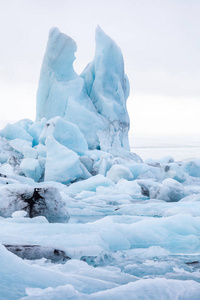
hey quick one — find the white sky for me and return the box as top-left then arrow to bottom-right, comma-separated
0,0 -> 199,141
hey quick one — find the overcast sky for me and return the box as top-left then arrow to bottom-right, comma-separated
0,0 -> 199,139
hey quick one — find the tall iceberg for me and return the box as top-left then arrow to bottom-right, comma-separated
81,26 -> 130,151
36,27 -> 130,153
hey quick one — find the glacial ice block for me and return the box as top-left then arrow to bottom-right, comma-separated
44,136 -> 90,184
182,159 -> 200,177
36,27 -> 130,153
0,123 -> 33,142
106,165 -> 134,183
10,139 -> 32,153
39,116 -> 88,155
20,158 -> 42,182
0,184 -> 69,222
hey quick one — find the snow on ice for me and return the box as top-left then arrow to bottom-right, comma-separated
1,27 -> 200,299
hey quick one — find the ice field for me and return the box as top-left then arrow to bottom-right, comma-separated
0,27 -> 200,299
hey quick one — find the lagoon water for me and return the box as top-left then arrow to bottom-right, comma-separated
130,133 -> 200,161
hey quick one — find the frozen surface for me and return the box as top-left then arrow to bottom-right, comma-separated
1,161 -> 200,298
20,279 -> 200,300
1,27 -> 200,299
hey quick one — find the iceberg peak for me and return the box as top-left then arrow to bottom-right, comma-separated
95,25 -> 118,54
44,27 -> 77,81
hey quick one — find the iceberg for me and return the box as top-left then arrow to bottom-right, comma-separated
81,26 -> 130,152
36,27 -> 130,153
0,26 -> 140,185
